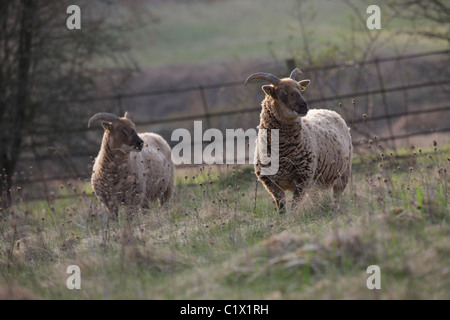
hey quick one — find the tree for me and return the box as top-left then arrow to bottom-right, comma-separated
0,0 -> 153,206
390,0 -> 450,42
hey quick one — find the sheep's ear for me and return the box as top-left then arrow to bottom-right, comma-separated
124,111 -> 133,121
101,121 -> 112,132
262,85 -> 276,98
298,79 -> 311,91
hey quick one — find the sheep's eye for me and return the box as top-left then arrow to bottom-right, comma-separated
278,90 -> 287,97
121,129 -> 128,136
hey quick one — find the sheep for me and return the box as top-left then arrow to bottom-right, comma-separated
244,68 -> 353,214
88,112 -> 174,219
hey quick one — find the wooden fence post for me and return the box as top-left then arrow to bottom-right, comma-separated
374,58 -> 396,150
199,85 -> 211,129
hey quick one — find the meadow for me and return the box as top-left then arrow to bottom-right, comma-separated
1,140 -> 449,299
131,0 -> 447,68
0,0 -> 448,301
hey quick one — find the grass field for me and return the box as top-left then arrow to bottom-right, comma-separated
130,0 -> 447,68
0,0 -> 448,301
1,142 -> 449,299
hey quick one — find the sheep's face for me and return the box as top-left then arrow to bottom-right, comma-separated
103,118 -> 144,153
262,79 -> 310,121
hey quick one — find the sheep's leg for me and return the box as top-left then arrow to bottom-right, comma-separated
103,196 -> 119,221
158,188 -> 171,208
332,172 -> 349,197
107,207 -> 119,222
292,185 -> 306,212
273,190 -> 286,214
262,179 -> 286,214
332,173 -> 349,211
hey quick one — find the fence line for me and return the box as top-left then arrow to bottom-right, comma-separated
23,79 -> 450,138
14,124 -> 450,185
13,136 -> 450,190
8,50 -> 450,197
57,49 -> 450,104
17,103 -> 450,161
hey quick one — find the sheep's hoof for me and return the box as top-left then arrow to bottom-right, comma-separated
276,202 -> 286,215
108,213 -> 119,222
332,198 -> 341,212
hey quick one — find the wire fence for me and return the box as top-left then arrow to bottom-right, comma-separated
8,49 -> 450,200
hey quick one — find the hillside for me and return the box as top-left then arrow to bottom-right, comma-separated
1,144 -> 449,300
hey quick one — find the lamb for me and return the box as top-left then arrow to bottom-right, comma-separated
88,112 -> 174,219
244,68 -> 352,214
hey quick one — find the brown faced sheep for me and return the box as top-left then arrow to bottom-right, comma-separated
245,68 -> 352,214
88,112 -> 174,219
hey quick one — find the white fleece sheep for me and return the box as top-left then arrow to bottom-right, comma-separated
245,68 -> 352,214
88,112 -> 174,219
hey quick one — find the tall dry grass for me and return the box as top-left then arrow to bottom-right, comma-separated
0,132 -> 449,299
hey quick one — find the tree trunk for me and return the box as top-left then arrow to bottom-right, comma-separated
0,0 -> 35,207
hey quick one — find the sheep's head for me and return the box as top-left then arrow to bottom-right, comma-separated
88,112 -> 144,153
244,68 -> 311,121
